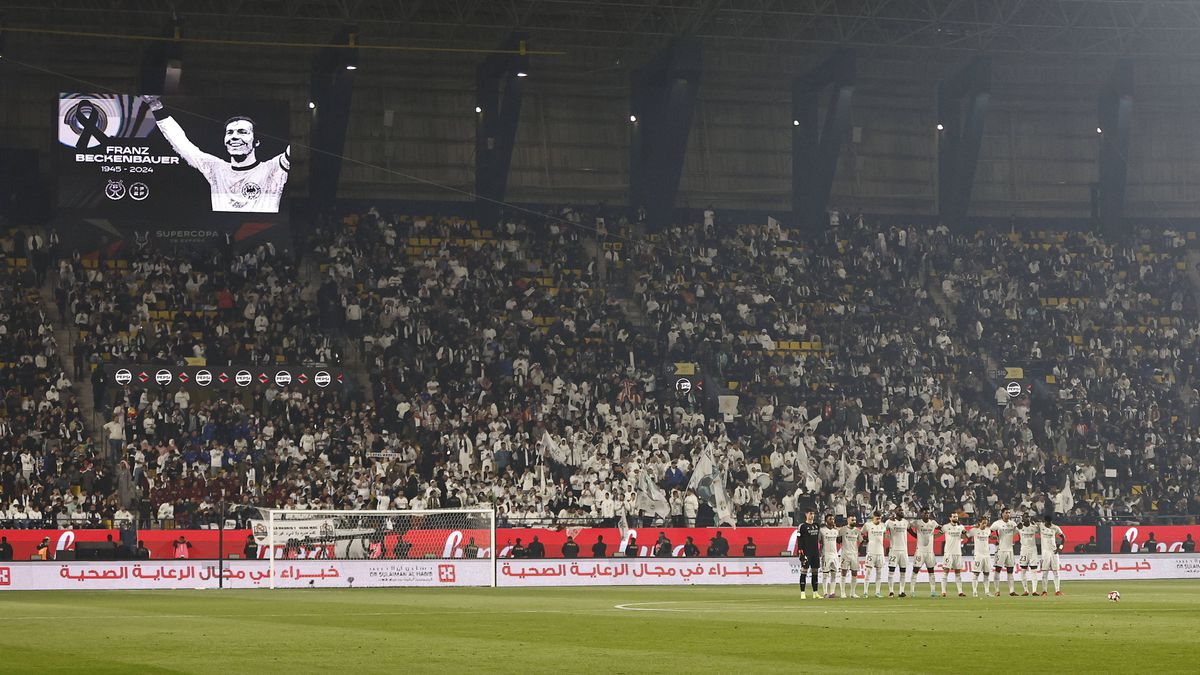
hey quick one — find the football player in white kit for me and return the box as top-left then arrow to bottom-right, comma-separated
819,514 -> 842,598
1038,514 -> 1066,596
969,515 -> 993,597
1017,513 -> 1041,595
909,510 -> 940,597
884,507 -> 910,597
991,508 -> 1020,596
838,515 -> 862,598
941,513 -> 968,597
861,511 -> 889,598
145,95 -> 291,213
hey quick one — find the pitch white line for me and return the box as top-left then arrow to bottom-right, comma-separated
613,601 -> 691,612
612,602 -> 927,614
0,609 -> 571,622
610,600 -> 1149,614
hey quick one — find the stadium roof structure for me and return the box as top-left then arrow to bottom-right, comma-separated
9,0 -> 1200,60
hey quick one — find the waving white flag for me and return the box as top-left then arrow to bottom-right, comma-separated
634,470 -> 670,521
540,430 -> 571,466
688,446 -> 737,526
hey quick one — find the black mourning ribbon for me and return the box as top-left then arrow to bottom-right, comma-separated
74,105 -> 110,150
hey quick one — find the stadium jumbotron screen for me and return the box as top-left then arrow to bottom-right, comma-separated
56,93 -> 291,216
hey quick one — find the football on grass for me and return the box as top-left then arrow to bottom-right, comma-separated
1108,591 -> 1121,602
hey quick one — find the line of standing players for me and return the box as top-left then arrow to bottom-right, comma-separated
792,507 -> 1067,598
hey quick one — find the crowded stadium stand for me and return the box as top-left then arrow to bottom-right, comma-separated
3,209 -> 1199,533
10,4 -> 1200,670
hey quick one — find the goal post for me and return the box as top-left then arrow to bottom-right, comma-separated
256,508 -> 497,588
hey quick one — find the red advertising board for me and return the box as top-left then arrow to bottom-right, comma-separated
0,524 -> 1100,560
1112,525 -> 1200,553
140,530 -> 246,559
497,526 -> 794,558
141,524 -> 1098,560
0,529 -> 120,560
0,530 -> 249,561
495,525 -> 1098,559
1057,526 -> 1099,553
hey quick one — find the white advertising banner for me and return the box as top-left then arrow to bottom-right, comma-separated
1,555 -> 1197,590
224,559 -> 493,589
499,559 -> 795,586
0,559 -> 493,591
496,554 -> 1200,587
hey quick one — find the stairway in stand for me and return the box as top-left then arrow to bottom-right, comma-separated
38,270 -> 101,438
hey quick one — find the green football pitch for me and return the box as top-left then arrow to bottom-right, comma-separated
2,581 -> 1198,673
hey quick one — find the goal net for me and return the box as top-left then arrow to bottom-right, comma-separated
254,508 -> 496,588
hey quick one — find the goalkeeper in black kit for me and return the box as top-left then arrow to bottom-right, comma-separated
795,510 -> 821,599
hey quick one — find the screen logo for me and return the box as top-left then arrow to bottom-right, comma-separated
275,371 -> 292,387
314,371 -> 331,388
155,369 -> 173,386
105,180 -> 127,200
1006,381 -> 1022,398
235,370 -> 252,387
59,97 -> 117,149
114,369 -> 132,386
195,370 -> 212,386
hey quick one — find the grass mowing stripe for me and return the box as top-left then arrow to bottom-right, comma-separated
2,580 -> 1198,673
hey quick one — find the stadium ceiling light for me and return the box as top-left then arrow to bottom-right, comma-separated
516,71 -> 528,77
936,123 -> 944,131
308,101 -> 316,110
345,64 -> 358,70
1096,127 -> 1103,134
793,120 -> 800,126
629,114 -> 637,123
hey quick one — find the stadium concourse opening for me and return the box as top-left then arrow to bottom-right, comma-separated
3,0 -> 1200,671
